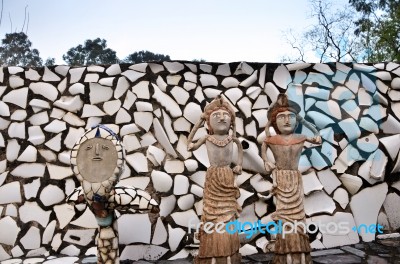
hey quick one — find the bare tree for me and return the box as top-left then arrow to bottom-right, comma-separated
282,0 -> 364,63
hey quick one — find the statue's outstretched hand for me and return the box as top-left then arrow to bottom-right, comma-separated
264,161 -> 276,174
233,165 -> 242,175
311,135 -> 322,144
187,143 -> 195,151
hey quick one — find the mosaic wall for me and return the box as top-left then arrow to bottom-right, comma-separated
0,61 -> 400,262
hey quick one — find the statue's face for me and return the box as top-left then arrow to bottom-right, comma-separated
276,110 -> 297,135
210,109 -> 231,135
76,138 -> 118,183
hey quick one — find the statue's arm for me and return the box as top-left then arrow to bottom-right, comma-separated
188,136 -> 207,151
261,140 -> 276,174
233,138 -> 243,174
298,116 -> 322,144
187,117 -> 206,151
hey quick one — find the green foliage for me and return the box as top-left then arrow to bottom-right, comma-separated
63,38 -> 118,66
349,0 -> 400,61
123,50 -> 170,64
0,32 -> 43,67
44,57 -> 56,66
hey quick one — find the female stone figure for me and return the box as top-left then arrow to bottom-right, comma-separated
261,94 -> 321,264
187,95 -> 243,264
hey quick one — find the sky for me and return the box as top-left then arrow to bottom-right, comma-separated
0,0 -> 348,64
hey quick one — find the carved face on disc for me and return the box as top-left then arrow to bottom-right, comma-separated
76,138 -> 118,183
276,110 -> 297,135
209,109 -> 231,135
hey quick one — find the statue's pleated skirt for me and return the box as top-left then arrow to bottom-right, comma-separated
196,166 -> 241,264
271,169 -> 312,264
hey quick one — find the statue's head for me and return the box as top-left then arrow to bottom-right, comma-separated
203,95 -> 236,135
71,125 -> 125,199
268,94 -> 301,135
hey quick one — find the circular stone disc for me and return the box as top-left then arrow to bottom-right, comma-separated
76,137 -> 118,183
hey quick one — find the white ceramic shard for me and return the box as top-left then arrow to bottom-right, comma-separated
340,174 -> 363,195
365,105 -> 386,122
0,216 -> 20,246
237,97 -> 253,119
163,61 -> 184,73
316,169 -> 342,195
153,118 -> 178,157
234,62 -> 253,75
25,68 -> 41,80
249,174 -> 273,193
380,115 -> 400,134
165,160 -> 185,174
119,214 -> 151,244
40,184 -> 65,206
19,201 -> 51,227
294,70 -> 307,83
9,76 -> 24,88
69,67 -> 85,83
216,63 -> 231,76
379,134 -> 400,160
23,179 -> 41,200
350,182 -> 387,242
11,163 -> 45,178
152,83 -> 182,117
167,75 -> 182,85
20,226 -> 41,249
0,182 -> 21,204
225,88 -> 243,105
47,163 -> 73,180
253,95 -> 269,110
81,104 -> 105,118
160,195 -> 176,217
89,83 -> 113,104
221,77 -> 239,88
304,190 -> 336,216
54,96 -> 84,113
17,145 -> 37,162
333,188 -> 349,209
43,120 -> 67,134
121,70 -> 145,82
45,133 -> 62,151
115,108 -> 132,124
171,86 -> 189,105
99,77 -> 114,86
302,171 -> 324,195
332,86 -> 355,101
245,120 -> 257,138
0,102 -> 10,117
29,82 -> 58,101
64,229 -> 95,246
273,65 -> 292,89
126,153 -> 148,173
304,72 -> 333,89
314,63 -> 334,75
2,87 -> 28,108
168,225 -> 186,252
10,109 -> 27,121
152,218 -> 168,245
103,100 -> 121,116
63,112 -> 85,127
177,194 -> 195,211
151,170 -> 173,193
240,70 -> 258,88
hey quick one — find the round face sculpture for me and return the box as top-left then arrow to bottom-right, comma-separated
209,109 -> 231,135
76,138 -> 118,183
276,110 -> 297,135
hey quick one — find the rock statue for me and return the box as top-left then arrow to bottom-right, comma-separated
187,95 -> 243,264
261,94 -> 321,264
66,125 -> 158,264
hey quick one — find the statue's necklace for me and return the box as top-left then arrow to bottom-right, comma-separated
207,135 -> 233,147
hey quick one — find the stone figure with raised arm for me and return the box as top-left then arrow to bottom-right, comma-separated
261,94 -> 321,264
187,95 -> 243,264
66,125 -> 158,264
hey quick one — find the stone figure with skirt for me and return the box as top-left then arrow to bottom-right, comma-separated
187,95 -> 243,264
261,94 -> 321,264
